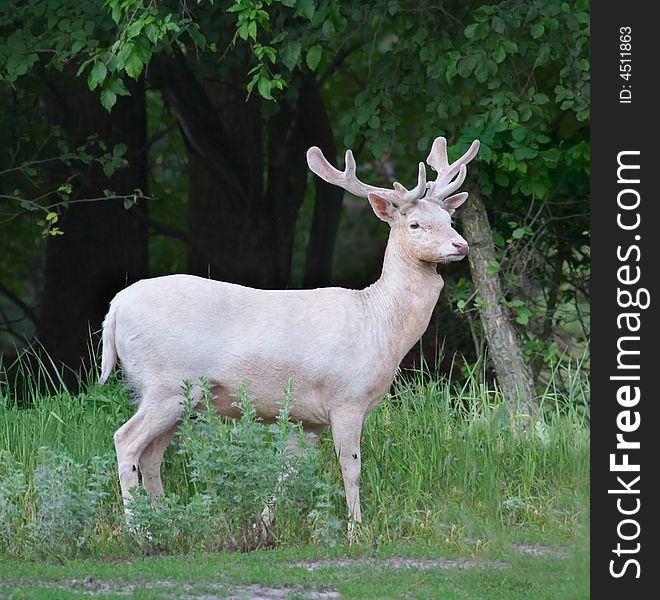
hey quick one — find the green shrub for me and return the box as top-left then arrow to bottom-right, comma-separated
124,379 -> 342,554
0,361 -> 589,560
0,451 -> 27,555
0,448 -> 114,560
27,449 -> 114,559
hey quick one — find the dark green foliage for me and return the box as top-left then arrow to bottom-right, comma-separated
0,362 -> 588,560
0,1 -> 589,394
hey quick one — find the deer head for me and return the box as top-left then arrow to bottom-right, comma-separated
306,137 -> 480,265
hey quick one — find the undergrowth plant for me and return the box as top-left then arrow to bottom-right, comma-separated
0,351 -> 589,560
28,450 -> 113,560
0,451 -> 26,556
0,448 -> 115,560
124,378 -> 342,554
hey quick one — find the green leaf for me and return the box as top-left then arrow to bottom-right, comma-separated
110,4 -> 122,23
530,23 -> 545,39
271,74 -> 286,91
492,230 -> 505,246
145,23 -> 160,44
491,15 -> 506,33
100,89 -> 117,112
474,61 -> 489,83
87,62 -> 107,91
305,44 -> 322,71
501,40 -> 518,53
457,56 -> 477,78
512,227 -> 527,239
246,72 -> 260,97
76,57 -> 94,78
108,76 -> 130,97
533,93 -> 550,105
486,261 -> 500,274
464,23 -> 478,39
478,143 -> 492,162
247,21 -> 257,41
237,22 -> 249,41
492,46 -> 506,63
295,0 -> 316,20
356,103 -> 372,126
257,76 -> 273,100
519,105 -> 532,122
513,147 -> 538,160
133,38 -> 152,64
124,52 -> 144,79
474,296 -> 487,310
516,306 -> 531,325
322,18 -> 335,37
512,127 -> 526,143
188,25 -> 207,49
115,42 -> 134,71
281,40 -> 301,71
542,147 -> 561,165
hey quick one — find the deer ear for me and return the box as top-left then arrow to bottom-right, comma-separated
367,192 -> 398,223
442,192 -> 468,215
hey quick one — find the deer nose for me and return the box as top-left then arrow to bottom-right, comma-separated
452,240 -> 469,255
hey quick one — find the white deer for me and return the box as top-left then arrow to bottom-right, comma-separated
99,136 -> 479,527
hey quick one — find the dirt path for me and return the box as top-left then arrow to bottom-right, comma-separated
2,544 -> 571,599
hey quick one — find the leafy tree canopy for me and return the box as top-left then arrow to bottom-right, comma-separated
0,0 -> 589,386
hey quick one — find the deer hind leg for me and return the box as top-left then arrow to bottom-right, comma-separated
114,389 -> 187,512
259,423 -> 326,530
139,424 -> 178,499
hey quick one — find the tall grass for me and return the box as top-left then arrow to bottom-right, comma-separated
356,366 -> 589,544
0,353 -> 589,559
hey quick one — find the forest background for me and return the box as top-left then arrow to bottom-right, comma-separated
0,0 -> 589,412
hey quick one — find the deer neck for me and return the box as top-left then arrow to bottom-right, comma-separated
362,230 -> 445,364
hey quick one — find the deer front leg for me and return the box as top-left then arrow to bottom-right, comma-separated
330,413 -> 364,533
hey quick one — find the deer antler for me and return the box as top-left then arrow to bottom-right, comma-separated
425,137 -> 480,205
307,147 -> 426,208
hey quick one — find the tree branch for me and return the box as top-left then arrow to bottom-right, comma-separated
131,206 -> 189,242
0,282 -> 40,329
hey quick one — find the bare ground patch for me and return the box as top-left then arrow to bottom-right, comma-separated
2,548 -> 571,598
8,578 -> 340,599
511,543 -> 571,557
290,556 -> 510,571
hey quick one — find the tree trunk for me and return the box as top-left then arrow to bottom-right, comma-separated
264,100 -> 309,288
460,185 -> 538,418
38,76 -> 149,385
299,73 -> 343,289
154,53 -> 319,289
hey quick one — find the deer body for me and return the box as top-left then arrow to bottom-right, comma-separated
101,137 -> 479,526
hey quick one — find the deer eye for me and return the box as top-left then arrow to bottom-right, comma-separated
409,222 -> 420,230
